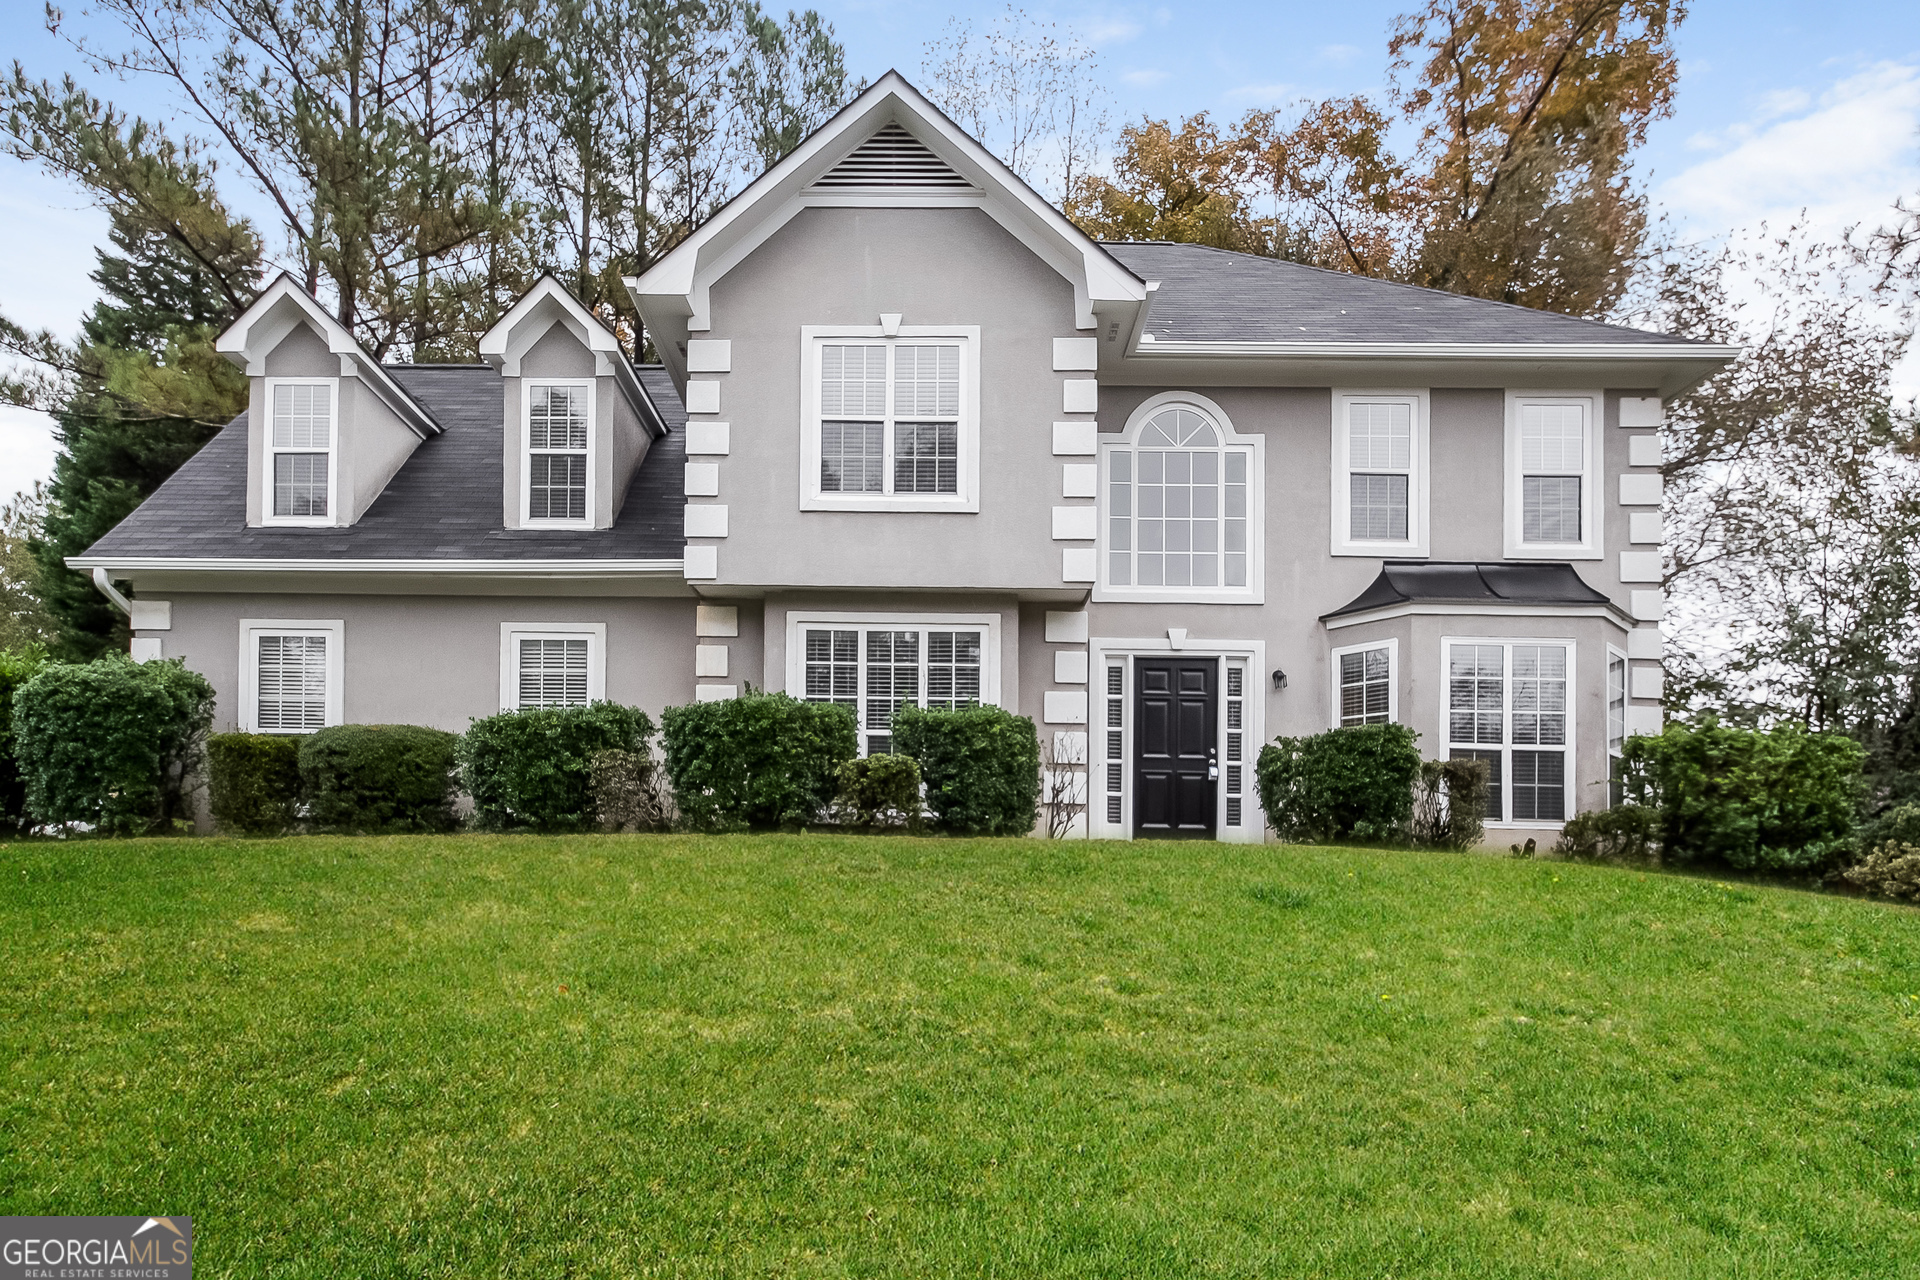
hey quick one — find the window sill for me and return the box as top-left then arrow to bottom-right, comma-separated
1332,542 -> 1427,558
1504,543 -> 1602,561
801,494 -> 979,514
260,516 -> 338,529
1092,585 -> 1265,605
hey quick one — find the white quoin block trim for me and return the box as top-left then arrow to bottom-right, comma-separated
1062,548 -> 1097,582
685,340 -> 731,372
1618,397 -> 1663,428
1052,506 -> 1097,540
1629,512 -> 1663,544
1055,651 -> 1089,684
1630,589 -> 1664,621
1043,690 -> 1089,724
1045,610 -> 1089,643
695,605 -> 739,637
1627,626 -> 1664,660
694,644 -> 729,677
1062,380 -> 1098,413
683,545 -> 718,579
683,463 -> 720,496
1619,474 -> 1663,506
1628,434 -> 1664,467
1053,422 -> 1097,455
685,380 -> 720,414
1052,337 -> 1098,370
1630,665 -> 1664,700
1619,551 -> 1662,582
1061,463 -> 1098,497
685,422 -> 730,454
129,599 -> 172,630
694,684 -> 738,702
683,504 -> 729,538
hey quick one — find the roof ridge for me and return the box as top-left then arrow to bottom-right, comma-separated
1100,239 -> 1689,344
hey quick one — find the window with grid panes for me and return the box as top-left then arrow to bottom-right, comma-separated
817,341 -> 960,496
527,383 -> 589,521
1339,646 -> 1392,726
803,624 -> 984,755
1346,401 -> 1411,540
1107,406 -> 1251,590
1104,663 -> 1125,825
1445,641 -> 1571,823
1518,401 -> 1587,545
268,381 -> 334,520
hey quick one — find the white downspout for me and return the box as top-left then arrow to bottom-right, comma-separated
91,567 -> 133,616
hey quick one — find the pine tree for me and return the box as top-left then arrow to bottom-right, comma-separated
29,211 -> 258,657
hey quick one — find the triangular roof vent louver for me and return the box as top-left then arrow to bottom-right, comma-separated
810,122 -> 973,189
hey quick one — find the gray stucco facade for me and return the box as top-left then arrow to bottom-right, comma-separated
75,72 -> 1734,845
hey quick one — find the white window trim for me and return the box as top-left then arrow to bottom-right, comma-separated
1504,390 -> 1603,560
1329,637 -> 1399,729
1439,633 -> 1578,830
1330,389 -> 1429,557
1094,390 -> 1266,605
260,376 -> 340,528
520,378 -> 596,528
798,325 -> 981,513
238,618 -> 344,733
1088,636 -> 1267,845
785,611 -> 1002,748
500,621 -> 607,710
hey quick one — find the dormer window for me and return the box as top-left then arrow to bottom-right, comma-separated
264,378 -> 337,525
524,381 -> 592,524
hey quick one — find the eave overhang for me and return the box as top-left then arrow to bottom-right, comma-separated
70,555 -> 692,599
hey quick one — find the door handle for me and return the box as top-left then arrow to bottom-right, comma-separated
1208,764 -> 1219,780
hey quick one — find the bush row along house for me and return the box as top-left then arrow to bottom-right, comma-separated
72,72 -> 1737,843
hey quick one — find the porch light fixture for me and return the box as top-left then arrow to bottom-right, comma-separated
1271,669 -> 1288,691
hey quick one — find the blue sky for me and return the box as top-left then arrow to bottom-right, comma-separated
3,1 -> 1918,496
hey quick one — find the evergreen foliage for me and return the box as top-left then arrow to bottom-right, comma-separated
461,702 -> 655,832
0,647 -> 52,833
11,654 -> 213,834
1255,724 -> 1423,844
207,733 -> 304,836
660,691 -> 855,831
890,704 -> 1039,836
299,725 -> 462,834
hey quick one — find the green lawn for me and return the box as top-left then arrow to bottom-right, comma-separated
1,834 -> 1916,1277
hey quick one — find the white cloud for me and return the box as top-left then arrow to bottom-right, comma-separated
1120,67 -> 1170,88
1317,43 -> 1363,66
1661,61 -> 1920,239
1080,17 -> 1143,46
0,405 -> 59,505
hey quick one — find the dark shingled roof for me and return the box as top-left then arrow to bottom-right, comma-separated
1324,561 -> 1615,619
83,364 -> 688,561
1101,241 -> 1700,347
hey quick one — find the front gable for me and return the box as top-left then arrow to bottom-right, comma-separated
626,71 -> 1147,387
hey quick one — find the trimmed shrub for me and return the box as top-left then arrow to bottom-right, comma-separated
299,724 -> 460,834
1256,723 -> 1422,843
12,654 -> 213,835
1843,842 -> 1920,902
1555,804 -> 1659,864
836,753 -> 923,830
588,748 -> 674,833
207,733 -> 303,835
1410,756 -> 1490,850
1858,803 -> 1920,856
460,702 -> 654,832
661,691 -> 855,831
0,647 -> 50,834
1622,719 -> 1864,871
891,703 -> 1039,836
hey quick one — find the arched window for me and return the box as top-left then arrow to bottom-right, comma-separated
1100,397 -> 1261,599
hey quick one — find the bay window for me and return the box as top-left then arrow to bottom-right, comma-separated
1444,638 -> 1574,824
1332,639 -> 1396,727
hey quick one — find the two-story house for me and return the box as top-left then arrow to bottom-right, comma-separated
72,72 -> 1736,844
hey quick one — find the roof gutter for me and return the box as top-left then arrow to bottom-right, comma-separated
1132,337 -> 1743,361
91,567 -> 133,616
69,556 -> 686,578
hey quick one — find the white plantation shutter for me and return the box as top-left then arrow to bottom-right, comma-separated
269,382 -> 332,518
1519,402 -> 1587,544
518,638 -> 589,707
256,634 -> 329,732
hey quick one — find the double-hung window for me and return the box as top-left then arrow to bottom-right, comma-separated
500,623 -> 606,710
240,619 -> 343,733
1444,638 -> 1574,824
264,379 -> 336,525
1331,391 -> 1428,555
1332,639 -> 1396,727
525,381 -> 591,524
1099,395 -> 1263,602
1505,393 -> 1600,558
793,614 -> 996,755
803,328 -> 979,511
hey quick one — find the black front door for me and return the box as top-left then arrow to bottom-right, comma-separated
1134,657 -> 1217,837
